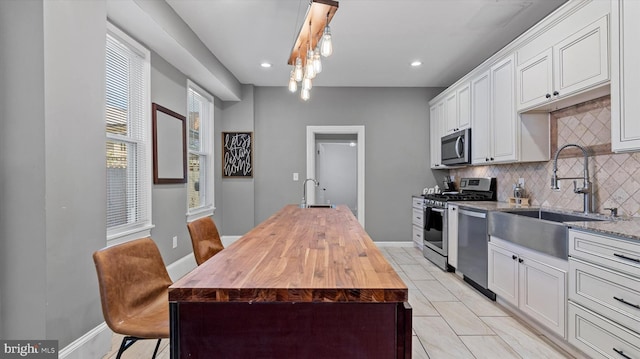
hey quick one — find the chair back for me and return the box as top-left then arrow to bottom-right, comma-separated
187,216 -> 224,265
93,238 -> 172,334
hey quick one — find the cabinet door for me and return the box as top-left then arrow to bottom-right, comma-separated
519,256 -> 567,338
516,48 -> 553,111
471,70 -> 491,164
456,82 -> 471,130
430,103 -> 443,169
553,16 -> 609,98
490,55 -> 517,163
612,0 -> 640,152
444,91 -> 458,134
488,242 -> 518,306
447,205 -> 458,268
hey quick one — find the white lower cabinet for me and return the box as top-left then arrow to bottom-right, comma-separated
569,302 -> 640,359
447,204 -> 458,268
411,196 -> 425,249
568,229 -> 640,356
488,237 -> 567,338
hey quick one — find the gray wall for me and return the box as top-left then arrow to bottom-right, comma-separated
254,87 -> 445,242
149,52 -> 193,264
0,0 -> 107,345
220,85 -> 255,235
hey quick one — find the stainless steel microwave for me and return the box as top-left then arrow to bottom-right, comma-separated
441,128 -> 471,165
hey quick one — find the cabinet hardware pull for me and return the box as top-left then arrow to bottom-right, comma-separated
490,157 -> 494,161
613,348 -> 632,359
512,255 -> 517,260
518,258 -> 524,263
553,91 -> 559,96
614,253 -> 640,263
545,93 -> 551,99
485,158 -> 489,161
614,296 -> 640,309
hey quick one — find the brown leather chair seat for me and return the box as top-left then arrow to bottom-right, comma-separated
187,216 -> 224,265
93,237 -> 172,358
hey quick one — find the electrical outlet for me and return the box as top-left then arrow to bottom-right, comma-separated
518,178 -> 525,186
172,236 -> 178,248
293,173 -> 299,181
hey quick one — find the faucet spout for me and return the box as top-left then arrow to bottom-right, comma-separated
301,178 -> 319,207
551,143 -> 593,214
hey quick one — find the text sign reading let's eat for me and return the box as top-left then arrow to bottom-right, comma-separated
222,132 -> 253,177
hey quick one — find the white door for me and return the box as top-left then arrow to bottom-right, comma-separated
315,140 -> 357,216
516,48 -> 553,110
488,242 -> 518,306
471,70 -> 491,164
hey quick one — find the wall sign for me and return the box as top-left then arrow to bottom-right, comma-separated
222,132 -> 253,177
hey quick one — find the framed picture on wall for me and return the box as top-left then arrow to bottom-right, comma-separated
222,132 -> 253,177
152,103 -> 187,184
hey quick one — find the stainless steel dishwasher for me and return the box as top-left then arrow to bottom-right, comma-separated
457,207 -> 496,300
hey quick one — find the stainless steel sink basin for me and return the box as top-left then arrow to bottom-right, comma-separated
488,210 -> 605,259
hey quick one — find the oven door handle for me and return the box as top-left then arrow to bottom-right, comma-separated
455,136 -> 463,158
430,208 -> 445,213
459,209 -> 486,218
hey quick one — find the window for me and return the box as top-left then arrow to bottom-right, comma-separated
187,80 -> 215,221
106,23 -> 152,243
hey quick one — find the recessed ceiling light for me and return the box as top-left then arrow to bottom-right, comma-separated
260,62 -> 272,68
410,61 -> 422,67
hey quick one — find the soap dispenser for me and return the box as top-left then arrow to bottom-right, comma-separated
513,183 -> 525,199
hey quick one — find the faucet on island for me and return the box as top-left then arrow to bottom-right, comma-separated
300,178 -> 319,208
550,143 -> 593,214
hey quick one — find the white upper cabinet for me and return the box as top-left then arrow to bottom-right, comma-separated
430,101 -> 446,169
443,82 -> 471,134
491,55 -> 518,163
611,0 -> 640,152
471,70 -> 491,164
516,16 -> 609,112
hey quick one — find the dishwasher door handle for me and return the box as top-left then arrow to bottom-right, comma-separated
459,209 -> 487,218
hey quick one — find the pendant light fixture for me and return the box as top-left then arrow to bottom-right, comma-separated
287,0 -> 338,101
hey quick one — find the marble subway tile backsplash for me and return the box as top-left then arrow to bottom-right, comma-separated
450,96 -> 640,217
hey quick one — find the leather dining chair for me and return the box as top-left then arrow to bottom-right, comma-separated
93,237 -> 172,359
187,216 -> 224,265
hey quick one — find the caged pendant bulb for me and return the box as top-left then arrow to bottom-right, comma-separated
313,48 -> 322,73
301,88 -> 310,101
321,25 -> 333,57
305,50 -> 316,79
288,75 -> 297,93
294,57 -> 303,82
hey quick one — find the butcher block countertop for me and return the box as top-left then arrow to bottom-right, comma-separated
169,205 -> 408,303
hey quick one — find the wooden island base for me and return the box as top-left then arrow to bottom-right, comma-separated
170,205 -> 411,358
171,301 -> 411,358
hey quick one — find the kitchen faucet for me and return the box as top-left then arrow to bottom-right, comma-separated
300,178 -> 319,208
550,143 -> 593,214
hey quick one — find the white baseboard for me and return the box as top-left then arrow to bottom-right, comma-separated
166,252 -> 197,282
222,235 -> 242,247
374,241 -> 413,247
59,322 -> 112,359
60,253 -> 197,358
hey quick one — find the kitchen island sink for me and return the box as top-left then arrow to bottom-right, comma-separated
489,209 -> 606,259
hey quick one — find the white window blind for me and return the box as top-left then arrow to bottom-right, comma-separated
106,27 -> 152,240
187,81 -> 214,218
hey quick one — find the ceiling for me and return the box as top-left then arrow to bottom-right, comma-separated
167,0 -> 567,89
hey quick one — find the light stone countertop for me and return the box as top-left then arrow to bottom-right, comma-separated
449,201 -> 640,241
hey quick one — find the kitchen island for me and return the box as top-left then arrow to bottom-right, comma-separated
169,205 -> 411,358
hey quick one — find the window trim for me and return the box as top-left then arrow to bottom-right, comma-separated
186,79 -> 215,222
106,22 -> 153,245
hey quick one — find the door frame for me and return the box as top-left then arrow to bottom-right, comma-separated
306,125 -> 365,227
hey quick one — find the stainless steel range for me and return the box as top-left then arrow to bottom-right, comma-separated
422,177 -> 496,272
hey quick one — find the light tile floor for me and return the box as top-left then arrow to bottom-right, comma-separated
103,246 -> 574,358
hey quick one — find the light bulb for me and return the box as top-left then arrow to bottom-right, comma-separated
313,48 -> 322,74
305,50 -> 316,79
301,88 -> 310,101
294,57 -> 303,82
321,25 -> 332,57
288,76 -> 297,93
302,77 -> 312,91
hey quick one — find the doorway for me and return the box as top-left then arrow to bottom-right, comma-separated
306,126 -> 365,226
